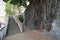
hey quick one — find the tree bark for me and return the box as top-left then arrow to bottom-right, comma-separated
24,0 -> 57,31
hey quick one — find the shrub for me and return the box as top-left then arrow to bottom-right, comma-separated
18,15 -> 24,22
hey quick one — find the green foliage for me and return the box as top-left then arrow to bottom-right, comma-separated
3,0 -> 30,7
6,0 -> 14,15
18,15 -> 24,22
4,0 -> 30,15
6,0 -> 11,14
3,0 -> 9,2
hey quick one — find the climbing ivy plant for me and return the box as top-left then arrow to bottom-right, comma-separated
6,0 -> 12,15
4,0 -> 30,7
4,0 -> 30,15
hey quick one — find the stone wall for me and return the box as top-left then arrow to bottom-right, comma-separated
0,0 -> 6,23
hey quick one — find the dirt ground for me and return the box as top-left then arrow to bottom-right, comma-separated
4,17 -> 55,40
5,29 -> 54,40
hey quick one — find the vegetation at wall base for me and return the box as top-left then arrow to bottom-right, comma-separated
18,15 -> 24,22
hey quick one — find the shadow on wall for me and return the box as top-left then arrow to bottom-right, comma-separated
6,16 -> 20,37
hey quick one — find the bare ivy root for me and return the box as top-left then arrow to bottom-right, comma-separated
25,0 -> 57,31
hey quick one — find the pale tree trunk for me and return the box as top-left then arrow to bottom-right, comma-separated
24,0 -> 57,31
